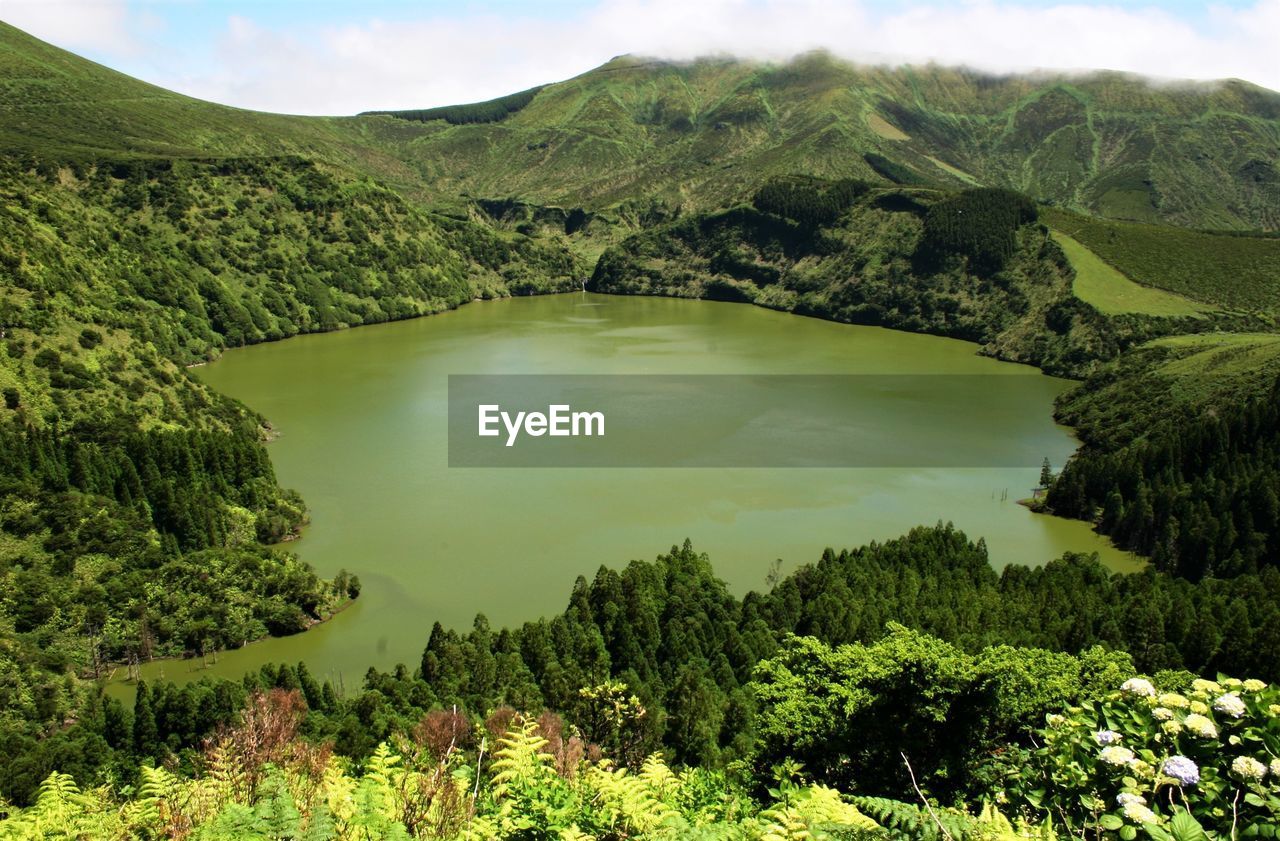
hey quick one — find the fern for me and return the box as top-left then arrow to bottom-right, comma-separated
131,765 -> 183,835
852,795 -> 976,841
490,717 -> 554,800
639,753 -> 679,801
0,772 -> 128,840
583,764 -> 681,836
489,716 -> 581,837
761,785 -> 880,840
252,768 -> 305,839
206,736 -> 251,807
347,746 -> 410,841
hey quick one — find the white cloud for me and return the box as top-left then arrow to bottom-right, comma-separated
8,0 -> 1280,115
0,0 -> 140,56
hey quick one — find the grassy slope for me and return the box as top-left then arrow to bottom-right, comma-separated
0,21 -> 424,189
1050,231 -> 1211,317
1043,206 -> 1280,313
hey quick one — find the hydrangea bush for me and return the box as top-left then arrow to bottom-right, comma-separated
1018,675 -> 1280,838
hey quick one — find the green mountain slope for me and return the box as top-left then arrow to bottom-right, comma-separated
375,53 -> 1280,230
4,21 -> 1278,232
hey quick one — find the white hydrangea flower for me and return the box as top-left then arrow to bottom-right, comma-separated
1214,693 -> 1247,718
1101,746 -> 1136,766
1189,700 -> 1209,715
1046,713 -> 1066,728
1269,704 -> 1280,717
1231,756 -> 1267,781
1094,729 -> 1122,746
1161,720 -> 1183,736
1159,693 -> 1191,709
1224,678 -> 1244,689
1270,758 -> 1280,779
1122,801 -> 1160,824
1121,678 -> 1156,697
1243,679 -> 1268,692
1192,678 -> 1223,696
1183,714 -> 1218,739
1152,707 -> 1173,721
1116,792 -> 1147,806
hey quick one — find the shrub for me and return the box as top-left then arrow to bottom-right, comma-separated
1020,674 -> 1280,837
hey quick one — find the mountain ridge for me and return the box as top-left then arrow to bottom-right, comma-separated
3,21 -> 1279,230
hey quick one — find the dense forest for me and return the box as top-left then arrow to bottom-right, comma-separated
1049,372 -> 1280,578
8,526 -> 1280,803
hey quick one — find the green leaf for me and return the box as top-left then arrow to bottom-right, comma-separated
1100,814 -> 1125,830
1167,809 -> 1211,841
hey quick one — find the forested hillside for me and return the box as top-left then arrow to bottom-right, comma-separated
590,179 -> 1264,377
0,38 -> 582,802
1046,337 -> 1280,579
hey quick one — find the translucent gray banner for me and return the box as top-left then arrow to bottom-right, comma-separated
447,374 -> 1071,467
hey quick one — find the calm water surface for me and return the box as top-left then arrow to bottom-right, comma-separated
111,294 -> 1136,693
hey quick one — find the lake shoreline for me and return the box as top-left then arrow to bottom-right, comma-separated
100,595 -> 358,690
114,291 -> 1138,694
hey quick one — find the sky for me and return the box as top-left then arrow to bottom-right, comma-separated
1,0 -> 1277,116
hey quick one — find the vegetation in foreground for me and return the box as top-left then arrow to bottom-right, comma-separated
4,529 -> 1280,837
3,636 -> 1279,839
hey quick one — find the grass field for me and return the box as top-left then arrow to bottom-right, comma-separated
1043,207 -> 1280,312
1051,231 -> 1212,317
1147,332 -> 1280,389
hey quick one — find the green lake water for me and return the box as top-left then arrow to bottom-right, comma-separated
110,293 -> 1137,694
